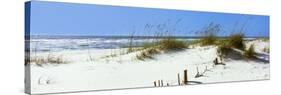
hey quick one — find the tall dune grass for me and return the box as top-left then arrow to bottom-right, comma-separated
136,36 -> 188,60
227,33 -> 245,50
198,23 -> 221,46
127,31 -> 136,53
158,37 -> 187,50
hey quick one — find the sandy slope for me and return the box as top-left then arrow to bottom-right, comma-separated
29,40 -> 270,94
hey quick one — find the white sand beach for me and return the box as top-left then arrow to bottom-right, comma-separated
28,39 -> 269,94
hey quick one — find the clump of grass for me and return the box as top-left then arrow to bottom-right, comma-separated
227,33 -> 245,50
158,37 -> 187,50
126,48 -> 143,54
244,44 -> 256,58
142,42 -> 156,49
200,35 -> 217,46
136,48 -> 160,60
198,23 -> 221,46
197,23 -> 245,50
136,37 -> 188,60
216,33 -> 246,58
27,55 -> 68,66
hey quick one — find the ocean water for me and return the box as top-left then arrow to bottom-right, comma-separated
26,36 -> 259,52
26,36 -> 193,52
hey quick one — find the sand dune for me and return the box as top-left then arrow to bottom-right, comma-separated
28,40 -> 269,94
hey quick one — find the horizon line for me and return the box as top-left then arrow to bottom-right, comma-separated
27,35 -> 269,38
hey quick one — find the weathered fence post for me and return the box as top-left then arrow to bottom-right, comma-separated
184,70 -> 188,85
158,80 -> 160,87
177,73 -> 180,85
154,81 -> 157,87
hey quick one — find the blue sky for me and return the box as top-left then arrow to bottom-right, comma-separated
28,1 -> 269,37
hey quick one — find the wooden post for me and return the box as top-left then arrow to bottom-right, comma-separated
167,83 -> 169,86
177,73 -> 180,85
154,81 -> 157,87
158,80 -> 160,87
184,70 -> 188,85
161,80 -> 163,87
